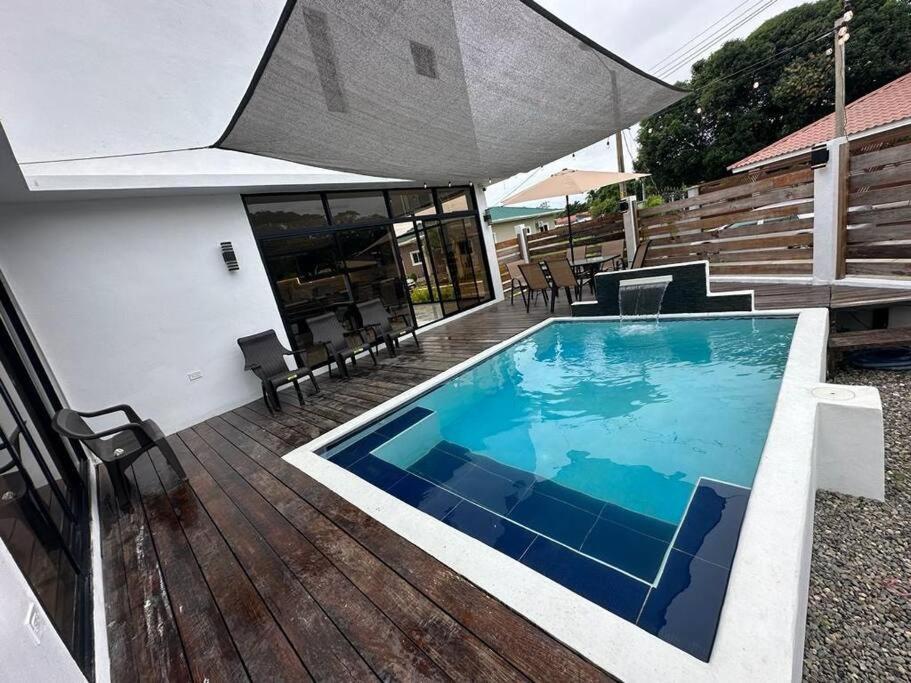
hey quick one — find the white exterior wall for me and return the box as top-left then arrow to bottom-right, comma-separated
0,540 -> 85,682
0,194 -> 285,433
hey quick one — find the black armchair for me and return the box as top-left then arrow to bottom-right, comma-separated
237,330 -> 319,415
305,312 -> 376,378
357,299 -> 419,357
51,405 -> 186,510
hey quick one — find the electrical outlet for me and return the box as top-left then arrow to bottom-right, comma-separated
187,370 -> 203,382
26,603 -> 45,645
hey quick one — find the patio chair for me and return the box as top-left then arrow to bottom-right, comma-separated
566,245 -> 587,263
544,257 -> 581,311
306,311 -> 376,378
518,262 -> 550,313
600,239 -> 626,271
51,405 -> 186,510
237,330 -> 319,415
357,298 -> 419,358
631,239 -> 652,269
506,260 -> 528,305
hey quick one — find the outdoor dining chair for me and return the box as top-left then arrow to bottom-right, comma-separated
600,239 -> 626,271
544,257 -> 582,311
566,245 -> 587,263
356,298 -> 419,358
518,262 -> 551,313
306,311 -> 376,378
237,329 -> 319,415
506,260 -> 528,306
52,404 -> 187,510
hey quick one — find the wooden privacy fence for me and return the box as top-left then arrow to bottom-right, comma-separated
846,126 -> 911,278
494,212 -> 624,294
636,160 -> 815,276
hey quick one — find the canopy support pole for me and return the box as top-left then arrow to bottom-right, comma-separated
565,194 -> 574,259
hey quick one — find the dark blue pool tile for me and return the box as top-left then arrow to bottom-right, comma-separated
458,450 -> 539,489
434,440 -> 471,458
408,448 -> 472,485
375,406 -> 434,438
329,432 -> 389,468
442,502 -> 536,559
508,490 -> 599,549
520,536 -> 649,622
580,518 -> 670,582
386,473 -> 461,519
600,502 -> 677,543
347,455 -> 408,491
673,480 -> 750,569
531,479 -> 606,515
444,463 -> 531,515
637,549 -> 730,661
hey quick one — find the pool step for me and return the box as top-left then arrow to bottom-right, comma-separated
408,440 -> 676,582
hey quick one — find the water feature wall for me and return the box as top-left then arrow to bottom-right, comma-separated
573,261 -> 753,317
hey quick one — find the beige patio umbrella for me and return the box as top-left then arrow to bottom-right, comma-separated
502,168 -> 649,257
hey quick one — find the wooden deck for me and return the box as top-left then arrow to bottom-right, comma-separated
99,293 -> 618,682
711,278 -> 911,310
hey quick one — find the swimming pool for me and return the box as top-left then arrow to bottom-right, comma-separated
318,317 -> 796,660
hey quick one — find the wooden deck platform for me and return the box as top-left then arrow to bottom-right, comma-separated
711,278 -> 911,310
99,294 -> 618,682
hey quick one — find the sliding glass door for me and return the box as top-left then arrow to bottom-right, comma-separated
246,186 -> 493,353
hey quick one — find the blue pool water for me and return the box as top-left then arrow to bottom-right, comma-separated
323,317 -> 796,660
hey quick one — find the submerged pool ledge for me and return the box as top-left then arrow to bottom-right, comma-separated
284,309 -> 883,682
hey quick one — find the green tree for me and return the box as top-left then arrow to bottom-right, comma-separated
636,0 -> 911,190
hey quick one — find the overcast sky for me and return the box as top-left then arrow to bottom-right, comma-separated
487,0 -> 810,206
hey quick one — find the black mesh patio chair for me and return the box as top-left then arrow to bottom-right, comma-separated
306,312 -> 376,378
356,299 -> 419,358
51,405 -> 186,510
237,330 -> 319,415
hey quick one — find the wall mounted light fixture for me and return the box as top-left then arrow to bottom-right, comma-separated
221,241 -> 239,271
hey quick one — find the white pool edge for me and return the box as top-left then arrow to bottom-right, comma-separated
283,308 -> 878,682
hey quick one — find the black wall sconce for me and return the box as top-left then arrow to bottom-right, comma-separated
483,210 -> 492,223
221,241 -> 239,271
619,200 -> 630,212
810,145 -> 830,169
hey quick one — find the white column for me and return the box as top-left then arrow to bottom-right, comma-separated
813,137 -> 849,284
622,195 -> 639,263
473,184 -> 504,300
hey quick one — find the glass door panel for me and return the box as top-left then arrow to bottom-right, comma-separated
422,221 -> 460,316
396,222 -> 443,326
260,233 -> 349,348
336,225 -> 413,325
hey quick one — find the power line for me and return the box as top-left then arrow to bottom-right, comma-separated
649,0 -> 763,71
656,0 -> 781,79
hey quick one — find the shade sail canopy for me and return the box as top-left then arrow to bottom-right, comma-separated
215,0 -> 686,184
503,168 -> 648,204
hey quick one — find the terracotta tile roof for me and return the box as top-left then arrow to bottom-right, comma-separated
729,70 -> 911,170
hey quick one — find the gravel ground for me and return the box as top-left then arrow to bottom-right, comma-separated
803,368 -> 911,682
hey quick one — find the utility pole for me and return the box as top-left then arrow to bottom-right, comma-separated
614,131 -> 626,196
833,3 -> 853,138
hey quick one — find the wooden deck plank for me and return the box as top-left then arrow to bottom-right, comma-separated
148,443 -> 313,682
181,426 -> 448,682
129,454 -> 248,682
172,431 -> 375,681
